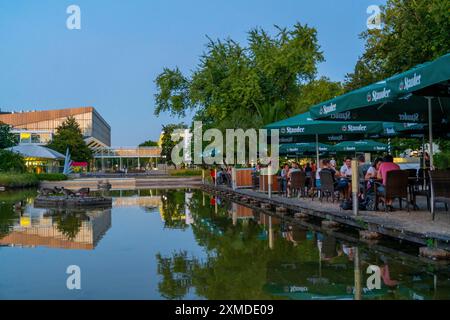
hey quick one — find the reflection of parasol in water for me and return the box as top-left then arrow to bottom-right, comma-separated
310,239 -> 329,285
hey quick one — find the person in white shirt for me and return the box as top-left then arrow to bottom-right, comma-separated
338,157 -> 352,199
340,157 -> 352,177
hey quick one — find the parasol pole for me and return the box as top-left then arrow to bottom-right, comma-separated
426,97 -> 434,170
315,134 -> 320,170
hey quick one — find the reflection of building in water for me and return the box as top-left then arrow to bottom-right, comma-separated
229,203 -> 255,225
0,208 -> 111,250
231,203 -> 254,219
112,196 -> 161,208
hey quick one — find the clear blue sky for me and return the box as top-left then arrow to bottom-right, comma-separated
0,0 -> 385,146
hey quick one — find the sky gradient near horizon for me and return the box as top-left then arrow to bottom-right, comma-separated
0,0 -> 385,146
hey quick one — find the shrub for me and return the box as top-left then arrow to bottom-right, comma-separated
0,173 -> 39,188
168,169 -> 202,177
435,151 -> 450,170
0,150 -> 26,173
36,173 -> 68,181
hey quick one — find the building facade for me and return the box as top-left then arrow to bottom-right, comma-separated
0,107 -> 111,148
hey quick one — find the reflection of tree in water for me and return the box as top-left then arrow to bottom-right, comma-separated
159,190 -> 187,230
156,190 -> 450,300
0,189 -> 37,239
0,202 -> 19,239
156,251 -> 197,300
156,191 -> 324,300
54,210 -> 87,241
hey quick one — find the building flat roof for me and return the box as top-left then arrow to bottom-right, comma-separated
0,106 -> 111,129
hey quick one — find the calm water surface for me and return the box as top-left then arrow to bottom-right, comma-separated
0,188 -> 449,300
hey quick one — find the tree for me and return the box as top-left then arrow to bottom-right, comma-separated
139,139 -> 159,147
294,77 -> 344,114
0,150 -> 26,173
160,123 -> 188,168
0,122 -> 17,149
345,0 -> 450,91
154,23 -> 324,129
47,116 -> 92,162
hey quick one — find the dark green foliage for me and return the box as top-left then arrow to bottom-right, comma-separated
160,123 -> 188,167
0,173 -> 38,188
0,122 -> 17,149
47,116 -> 92,163
0,150 -> 26,173
139,139 -> 159,147
345,0 -> 450,91
35,173 -> 68,181
154,23 -> 327,129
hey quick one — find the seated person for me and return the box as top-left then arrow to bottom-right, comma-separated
338,157 -> 352,199
365,157 -> 383,194
376,155 -> 401,210
357,155 -> 371,195
319,159 -> 338,188
304,163 -> 313,188
358,155 -> 371,179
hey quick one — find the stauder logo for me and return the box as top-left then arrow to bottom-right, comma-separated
399,73 -> 422,91
286,127 -> 305,134
367,88 -> 391,102
342,124 -> 368,132
398,113 -> 420,122
319,102 -> 337,115
330,111 -> 351,120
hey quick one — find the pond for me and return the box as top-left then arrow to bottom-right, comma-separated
0,188 -> 449,300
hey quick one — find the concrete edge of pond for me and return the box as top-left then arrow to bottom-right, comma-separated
40,176 -> 202,191
201,184 -> 450,257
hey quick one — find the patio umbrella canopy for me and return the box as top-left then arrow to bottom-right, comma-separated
309,53 -> 450,168
333,140 -> 388,153
266,111 -> 406,165
266,112 -> 390,137
309,53 -> 450,124
280,142 -> 334,155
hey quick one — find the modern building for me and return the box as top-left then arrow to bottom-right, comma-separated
0,107 -> 164,172
92,147 -> 162,172
0,107 -> 111,148
5,144 -> 65,173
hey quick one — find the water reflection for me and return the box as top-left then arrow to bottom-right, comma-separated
0,205 -> 111,250
0,188 -> 449,299
155,191 -> 450,300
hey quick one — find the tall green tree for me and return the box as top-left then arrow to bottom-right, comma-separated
0,122 -> 17,149
48,117 -> 92,162
345,0 -> 450,91
154,23 -> 324,129
160,123 -> 188,168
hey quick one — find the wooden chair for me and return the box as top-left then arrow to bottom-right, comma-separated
290,171 -> 306,198
429,170 -> 450,220
376,170 -> 410,212
314,171 -> 338,203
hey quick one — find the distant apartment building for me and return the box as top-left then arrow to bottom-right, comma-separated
0,107 -> 111,148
